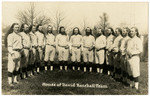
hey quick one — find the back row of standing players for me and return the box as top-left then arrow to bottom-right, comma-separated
5,23 -> 142,90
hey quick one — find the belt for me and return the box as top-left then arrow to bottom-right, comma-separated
32,46 -> 37,49
72,45 -> 81,49
132,54 -> 139,57
24,47 -> 30,50
13,49 -> 22,52
38,46 -> 43,48
96,47 -> 105,51
83,46 -> 89,48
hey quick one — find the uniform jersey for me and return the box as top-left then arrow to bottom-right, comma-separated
70,34 -> 83,62
95,35 -> 106,49
126,36 -> 143,56
82,35 -> 95,48
7,32 -> 23,72
29,31 -> 38,47
106,34 -> 115,51
55,34 -> 69,61
35,31 -> 45,47
45,33 -> 56,45
112,35 -> 123,52
56,34 -> 69,47
19,32 -> 31,48
120,36 -> 130,55
7,32 -> 23,54
44,33 -> 56,62
126,36 -> 143,77
70,34 -> 82,47
95,35 -> 106,64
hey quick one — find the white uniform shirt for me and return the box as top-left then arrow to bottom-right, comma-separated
70,34 -> 82,48
45,33 -> 55,45
82,35 -> 95,48
35,31 -> 45,47
126,36 -> 143,55
95,35 -> 106,49
29,31 -> 38,47
56,34 -> 69,47
7,32 -> 23,53
120,36 -> 130,55
112,35 -> 123,52
106,34 -> 115,50
19,32 -> 31,48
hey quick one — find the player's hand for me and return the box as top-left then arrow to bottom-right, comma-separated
108,48 -> 112,52
65,45 -> 69,49
51,43 -> 56,47
88,46 -> 93,51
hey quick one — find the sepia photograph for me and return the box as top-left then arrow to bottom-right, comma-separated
1,1 -> 148,95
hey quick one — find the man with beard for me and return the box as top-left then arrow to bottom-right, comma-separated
105,27 -> 115,76
56,26 -> 69,71
95,28 -> 106,74
119,27 -> 131,86
44,25 -> 56,72
35,24 -> 45,74
111,28 -> 123,81
70,27 -> 82,71
28,25 -> 38,76
82,27 -> 95,73
126,27 -> 142,91
19,23 -> 31,79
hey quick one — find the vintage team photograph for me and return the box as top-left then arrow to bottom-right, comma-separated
1,1 -> 148,95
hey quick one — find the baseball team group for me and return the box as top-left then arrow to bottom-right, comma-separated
4,23 -> 142,91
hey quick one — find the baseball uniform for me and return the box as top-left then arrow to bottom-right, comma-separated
120,36 -> 130,82
19,32 -> 31,74
7,32 -> 23,84
95,34 -> 106,64
82,35 -> 95,63
126,36 -> 142,78
112,35 -> 123,79
106,34 -> 115,75
35,31 -> 45,72
56,34 -> 69,61
70,34 -> 83,70
44,33 -> 56,71
28,31 -> 38,75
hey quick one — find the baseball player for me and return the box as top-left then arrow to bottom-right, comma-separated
105,27 -> 115,76
111,28 -> 123,81
95,28 -> 106,74
28,25 -> 38,76
19,24 -> 31,79
35,24 -> 45,74
126,27 -> 142,90
55,26 -> 69,71
70,27 -> 82,71
4,23 -> 23,86
119,27 -> 131,85
44,25 -> 56,72
82,27 -> 95,73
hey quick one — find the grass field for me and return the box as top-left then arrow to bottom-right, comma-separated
1,37 -> 148,95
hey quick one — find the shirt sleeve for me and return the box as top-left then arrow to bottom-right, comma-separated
7,34 -> 13,54
92,36 -> 95,47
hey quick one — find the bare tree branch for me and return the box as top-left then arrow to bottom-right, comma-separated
16,2 -> 50,25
